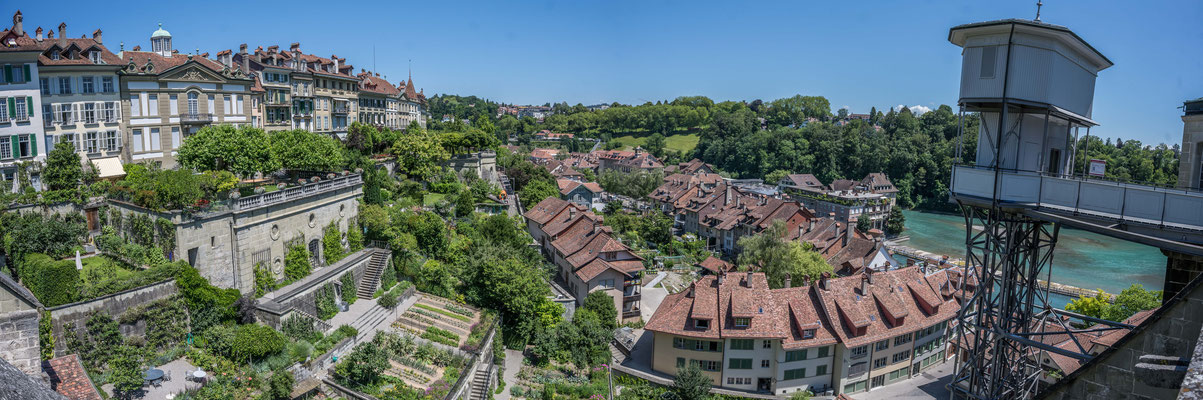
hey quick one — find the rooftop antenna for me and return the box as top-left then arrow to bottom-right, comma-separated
1034,0 -> 1044,22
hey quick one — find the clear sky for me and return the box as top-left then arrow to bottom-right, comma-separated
12,1 -> 1201,145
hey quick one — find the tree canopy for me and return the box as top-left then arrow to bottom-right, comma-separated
43,141 -> 83,190
269,129 -> 347,171
178,124 -> 278,176
736,220 -> 832,289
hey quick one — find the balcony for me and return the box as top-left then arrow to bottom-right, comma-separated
181,113 -> 213,124
848,363 -> 868,377
622,309 -> 641,319
950,164 -> 1203,245
332,106 -> 350,114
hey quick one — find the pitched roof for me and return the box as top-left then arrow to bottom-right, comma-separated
0,356 -> 65,400
0,272 -> 42,309
783,174 -> 823,188
358,71 -> 400,96
120,51 -> 247,80
43,355 -> 101,400
524,197 -> 573,225
34,37 -> 121,66
697,256 -> 733,274
1089,309 -> 1156,349
557,179 -> 602,196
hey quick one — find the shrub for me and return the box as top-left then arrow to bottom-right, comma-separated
282,315 -> 321,342
268,368 -> 295,400
286,340 -> 314,363
336,324 -> 359,338
316,283 -> 339,320
379,257 -> 397,289
284,244 -> 311,283
21,253 -> 79,307
230,324 -> 286,363
323,221 -> 345,264
378,291 -> 398,309
254,262 -> 277,298
340,272 -> 357,305
347,220 -> 363,253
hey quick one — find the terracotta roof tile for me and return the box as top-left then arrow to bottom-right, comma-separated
44,354 -> 101,400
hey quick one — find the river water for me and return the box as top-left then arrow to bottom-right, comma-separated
899,210 -> 1166,303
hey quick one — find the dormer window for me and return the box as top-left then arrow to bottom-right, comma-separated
694,319 -> 710,329
802,329 -> 816,339
50,51 -> 60,60
734,317 -> 750,328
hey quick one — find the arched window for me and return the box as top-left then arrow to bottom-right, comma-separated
187,92 -> 199,115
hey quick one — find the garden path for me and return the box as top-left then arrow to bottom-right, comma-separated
494,349 -> 525,400
101,357 -> 200,399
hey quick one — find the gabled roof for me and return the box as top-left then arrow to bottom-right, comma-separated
0,272 -> 42,309
358,70 -> 400,96
523,197 -> 572,225
0,356 -> 65,400
697,256 -> 733,274
120,51 -> 249,81
36,37 -> 121,66
43,354 -> 101,400
783,174 -> 823,188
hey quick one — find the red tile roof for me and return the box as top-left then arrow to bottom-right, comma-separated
359,71 -> 400,96
43,354 -> 101,400
697,256 -> 734,274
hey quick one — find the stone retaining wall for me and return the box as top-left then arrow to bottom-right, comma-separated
45,279 -> 177,357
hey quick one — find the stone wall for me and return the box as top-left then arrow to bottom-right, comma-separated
45,280 -> 178,357
0,308 -> 40,376
1038,273 -> 1203,400
254,249 -> 381,330
5,202 -> 83,218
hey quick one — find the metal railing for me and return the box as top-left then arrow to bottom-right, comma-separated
181,113 -> 213,123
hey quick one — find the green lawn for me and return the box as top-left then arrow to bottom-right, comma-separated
423,193 -> 447,206
610,133 -> 700,155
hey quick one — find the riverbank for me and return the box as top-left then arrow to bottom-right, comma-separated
897,209 -> 1166,296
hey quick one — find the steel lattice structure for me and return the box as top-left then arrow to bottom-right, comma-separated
947,204 -> 1132,400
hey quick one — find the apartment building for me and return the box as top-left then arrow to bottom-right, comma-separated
645,267 -> 966,396
308,54 -> 357,137
594,147 -> 663,172
525,197 -> 644,323
118,24 -> 253,168
0,12 -> 46,186
32,22 -> 123,174
396,74 -> 426,129
778,173 -> 898,230
357,70 -> 399,129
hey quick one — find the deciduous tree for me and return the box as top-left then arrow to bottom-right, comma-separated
737,221 -> 832,289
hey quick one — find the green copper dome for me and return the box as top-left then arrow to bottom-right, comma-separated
151,23 -> 171,38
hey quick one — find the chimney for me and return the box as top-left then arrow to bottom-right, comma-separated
819,273 -> 828,290
47,28 -> 54,39
92,29 -> 102,44
861,275 -> 868,295
331,54 -> 339,71
746,271 -> 753,288
801,275 -> 810,287
290,42 -> 300,52
132,45 -> 140,51
200,52 -> 209,58
239,43 -> 249,72
569,207 -> 577,220
784,273 -> 792,289
808,218 -> 816,232
11,11 -> 22,37
57,22 -> 66,44
867,268 -> 874,284
688,283 -> 695,298
718,271 -> 726,285
35,27 -> 42,41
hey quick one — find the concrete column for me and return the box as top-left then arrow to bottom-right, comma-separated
1162,250 -> 1203,304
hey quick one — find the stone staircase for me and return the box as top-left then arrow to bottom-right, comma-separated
356,250 -> 389,300
469,366 -> 491,400
350,303 -> 392,337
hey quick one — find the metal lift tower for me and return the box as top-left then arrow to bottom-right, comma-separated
945,17 -> 1203,399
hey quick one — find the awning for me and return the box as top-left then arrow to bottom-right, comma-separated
91,157 -> 125,179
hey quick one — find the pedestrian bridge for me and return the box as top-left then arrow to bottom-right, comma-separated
951,164 -> 1203,254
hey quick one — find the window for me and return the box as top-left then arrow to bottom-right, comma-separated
894,333 -> 913,347
734,318 -> 750,328
58,133 -> 76,150
187,92 -> 198,115
802,329 -> 816,339
761,360 -> 770,368
59,77 -> 72,94
874,357 -> 887,368
223,95 -> 231,114
871,375 -> 885,388
783,368 -> 806,380
40,78 -> 50,95
101,77 -> 114,93
103,102 -> 117,122
171,127 -> 180,149
84,103 -> 95,123
892,352 -> 910,363
84,131 -> 98,153
816,365 -> 827,376
170,94 -> 178,115
844,380 -> 867,393
598,279 -> 614,289
980,46 -> 998,79
148,128 -> 160,151
105,131 -> 120,151
90,51 -> 102,64
876,340 -> 890,351
0,136 -> 9,158
207,95 -> 215,114
762,340 -> 772,349
16,134 -> 30,157
694,360 -> 721,372
42,104 -> 51,125
728,358 -> 752,370
129,95 -> 141,116
730,339 -> 753,350
234,94 -> 243,114
82,77 -> 95,94
850,345 -> 868,359
132,128 -> 143,152
14,97 -> 27,121
0,99 -> 7,122
148,94 -> 158,116
785,349 -> 807,362
676,358 -> 685,368
694,319 -> 709,329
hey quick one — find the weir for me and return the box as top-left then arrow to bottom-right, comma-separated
943,18 -> 1203,400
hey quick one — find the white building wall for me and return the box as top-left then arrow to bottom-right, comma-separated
0,58 -> 45,187
774,344 -> 835,395
37,69 -> 122,162
720,338 -> 776,391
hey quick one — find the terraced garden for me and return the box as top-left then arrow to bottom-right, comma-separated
393,293 -> 495,352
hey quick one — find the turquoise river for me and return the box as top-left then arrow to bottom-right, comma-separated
899,210 -> 1167,307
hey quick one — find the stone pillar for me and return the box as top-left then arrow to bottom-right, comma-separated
1177,110 -> 1203,190
1162,250 -> 1203,305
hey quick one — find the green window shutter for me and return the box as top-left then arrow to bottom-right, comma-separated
10,136 -> 17,157
29,134 -> 36,156
3,65 -> 11,82
7,98 -> 14,119
23,65 -> 30,82
26,97 -> 33,115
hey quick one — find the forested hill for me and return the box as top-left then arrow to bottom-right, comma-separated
427,94 -> 500,123
453,94 -> 1182,212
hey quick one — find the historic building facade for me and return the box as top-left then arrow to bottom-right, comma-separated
0,11 -> 47,187
118,24 -> 254,168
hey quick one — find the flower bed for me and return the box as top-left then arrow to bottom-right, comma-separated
414,303 -> 472,323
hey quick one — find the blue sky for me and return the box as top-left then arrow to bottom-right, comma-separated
13,1 -> 1201,144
